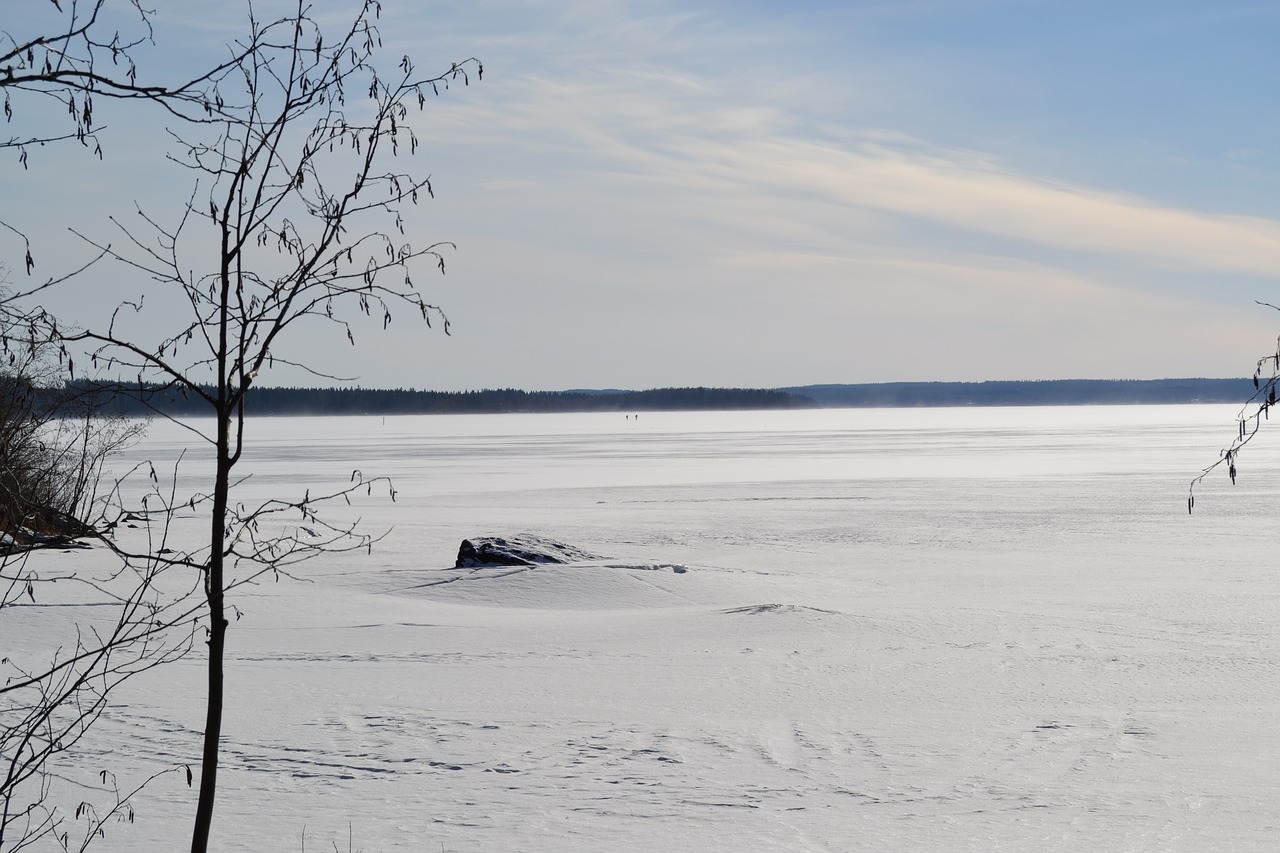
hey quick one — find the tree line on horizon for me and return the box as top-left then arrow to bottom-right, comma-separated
784,378 -> 1254,408
42,377 -> 1253,417
82,384 -> 818,415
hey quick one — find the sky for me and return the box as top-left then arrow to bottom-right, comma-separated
3,0 -> 1280,391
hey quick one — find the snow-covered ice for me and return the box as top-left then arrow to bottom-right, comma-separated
9,405 -> 1280,851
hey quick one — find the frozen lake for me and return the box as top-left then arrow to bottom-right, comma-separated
14,405 -> 1280,851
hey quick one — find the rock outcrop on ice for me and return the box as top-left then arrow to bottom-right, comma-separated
455,535 -> 596,568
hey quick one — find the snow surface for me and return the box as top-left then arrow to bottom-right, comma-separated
11,405 -> 1280,851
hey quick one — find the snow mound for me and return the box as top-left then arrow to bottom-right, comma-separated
604,562 -> 689,574
406,561 -> 699,609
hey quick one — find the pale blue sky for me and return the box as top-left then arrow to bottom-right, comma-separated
4,0 -> 1279,390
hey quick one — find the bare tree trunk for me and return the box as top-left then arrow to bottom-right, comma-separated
192,339 -> 232,852
191,542 -> 225,853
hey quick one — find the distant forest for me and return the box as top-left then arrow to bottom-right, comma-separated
779,378 -> 1255,408
94,385 -> 817,416
70,378 -> 1253,416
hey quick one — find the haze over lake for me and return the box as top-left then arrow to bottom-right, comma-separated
29,405 -> 1280,851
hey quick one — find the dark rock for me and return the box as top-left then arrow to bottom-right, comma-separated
456,535 -> 595,568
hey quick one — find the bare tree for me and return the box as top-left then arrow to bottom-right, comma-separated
25,2 -> 481,849
0,5 -> 221,836
0,5 -> 334,847
1190,302 -> 1280,511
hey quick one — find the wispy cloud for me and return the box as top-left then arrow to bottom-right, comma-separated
426,62 -> 1280,280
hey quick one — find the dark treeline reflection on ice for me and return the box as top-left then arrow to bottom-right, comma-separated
78,405 -> 1280,851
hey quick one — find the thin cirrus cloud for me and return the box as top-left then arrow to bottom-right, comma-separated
430,63 -> 1280,292
757,140 -> 1280,278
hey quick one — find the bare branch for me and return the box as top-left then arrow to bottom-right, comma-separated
1190,301 -> 1280,513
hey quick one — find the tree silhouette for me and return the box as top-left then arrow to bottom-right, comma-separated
0,5 -> 250,847
5,2 -> 479,848
38,2 -> 479,848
